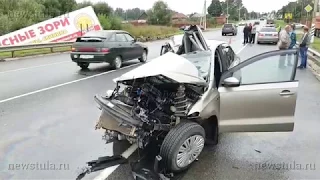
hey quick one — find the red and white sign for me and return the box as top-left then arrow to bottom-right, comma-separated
0,6 -> 102,46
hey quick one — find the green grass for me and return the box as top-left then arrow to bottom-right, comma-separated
297,34 -> 320,52
122,24 -> 180,42
0,46 -> 72,59
275,20 -> 286,28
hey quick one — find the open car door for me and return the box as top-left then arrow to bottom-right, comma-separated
218,49 -> 299,132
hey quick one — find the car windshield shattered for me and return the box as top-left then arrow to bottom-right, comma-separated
181,51 -> 211,78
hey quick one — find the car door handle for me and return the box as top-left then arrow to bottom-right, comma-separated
279,90 -> 295,96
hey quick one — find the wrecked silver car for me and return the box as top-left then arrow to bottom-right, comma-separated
94,25 -> 300,173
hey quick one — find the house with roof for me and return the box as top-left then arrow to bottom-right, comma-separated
171,12 -> 188,22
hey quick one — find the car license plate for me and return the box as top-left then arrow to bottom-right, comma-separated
80,55 -> 94,59
266,34 -> 272,36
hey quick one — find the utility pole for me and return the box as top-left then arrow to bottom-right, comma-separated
204,0 -> 207,30
227,0 -> 229,23
314,0 -> 318,18
238,5 -> 241,22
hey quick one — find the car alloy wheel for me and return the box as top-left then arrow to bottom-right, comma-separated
160,122 -> 205,172
176,135 -> 205,168
139,50 -> 147,62
113,56 -> 122,69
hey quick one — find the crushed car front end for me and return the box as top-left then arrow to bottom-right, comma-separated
93,25 -> 219,174
94,52 -> 208,149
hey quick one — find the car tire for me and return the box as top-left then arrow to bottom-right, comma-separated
78,62 -> 89,69
111,56 -> 122,69
222,33 -> 224,36
160,121 -> 205,173
138,49 -> 147,63
257,41 -> 260,44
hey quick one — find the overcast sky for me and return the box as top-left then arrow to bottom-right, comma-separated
76,0 -> 294,14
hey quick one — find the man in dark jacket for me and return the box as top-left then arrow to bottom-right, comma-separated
243,24 -> 249,44
298,27 -> 310,69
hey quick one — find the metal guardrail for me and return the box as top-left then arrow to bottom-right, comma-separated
296,42 -> 320,62
0,41 -> 74,58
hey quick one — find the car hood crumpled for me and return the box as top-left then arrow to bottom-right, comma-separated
115,52 -> 207,85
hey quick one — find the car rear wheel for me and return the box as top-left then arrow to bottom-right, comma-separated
160,122 -> 205,173
138,49 -> 147,63
111,56 -> 122,69
78,62 -> 89,69
222,33 -> 224,36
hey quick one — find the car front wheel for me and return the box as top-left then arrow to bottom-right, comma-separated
78,62 -> 89,69
160,122 -> 205,173
111,56 -> 122,69
138,49 -> 147,63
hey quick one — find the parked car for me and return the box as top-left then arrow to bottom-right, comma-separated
260,18 -> 265,21
257,26 -> 279,44
265,24 -> 276,27
70,30 -> 148,69
266,19 -> 275,25
238,21 -> 246,26
292,23 -> 306,29
222,23 -> 238,36
94,25 -> 299,174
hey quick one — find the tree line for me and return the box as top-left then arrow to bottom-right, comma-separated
207,0 -> 260,21
277,0 -> 314,22
0,0 -> 261,36
0,0 -> 175,35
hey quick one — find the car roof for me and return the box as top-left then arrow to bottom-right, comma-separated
260,27 -> 276,31
206,39 -> 226,50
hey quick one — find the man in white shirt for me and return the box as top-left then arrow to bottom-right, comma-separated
250,24 -> 257,43
278,25 -> 291,68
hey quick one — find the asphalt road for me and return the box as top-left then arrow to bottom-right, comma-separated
0,21 -> 319,180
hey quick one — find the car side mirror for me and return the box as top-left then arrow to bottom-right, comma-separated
222,77 -> 240,87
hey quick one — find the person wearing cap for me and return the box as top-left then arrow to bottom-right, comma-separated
298,26 -> 311,69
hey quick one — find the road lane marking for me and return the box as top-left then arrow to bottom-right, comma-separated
93,144 -> 138,180
93,43 -> 249,180
0,64 -> 140,104
0,61 -> 70,74
236,43 -> 248,54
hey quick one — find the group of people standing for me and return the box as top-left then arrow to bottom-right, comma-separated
277,24 -> 310,69
243,23 -> 257,44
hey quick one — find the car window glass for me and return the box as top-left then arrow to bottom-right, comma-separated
116,34 -> 127,42
234,53 -> 297,85
109,34 -> 116,41
260,28 -> 277,32
124,34 -> 134,41
221,46 -> 235,67
224,24 -> 232,28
